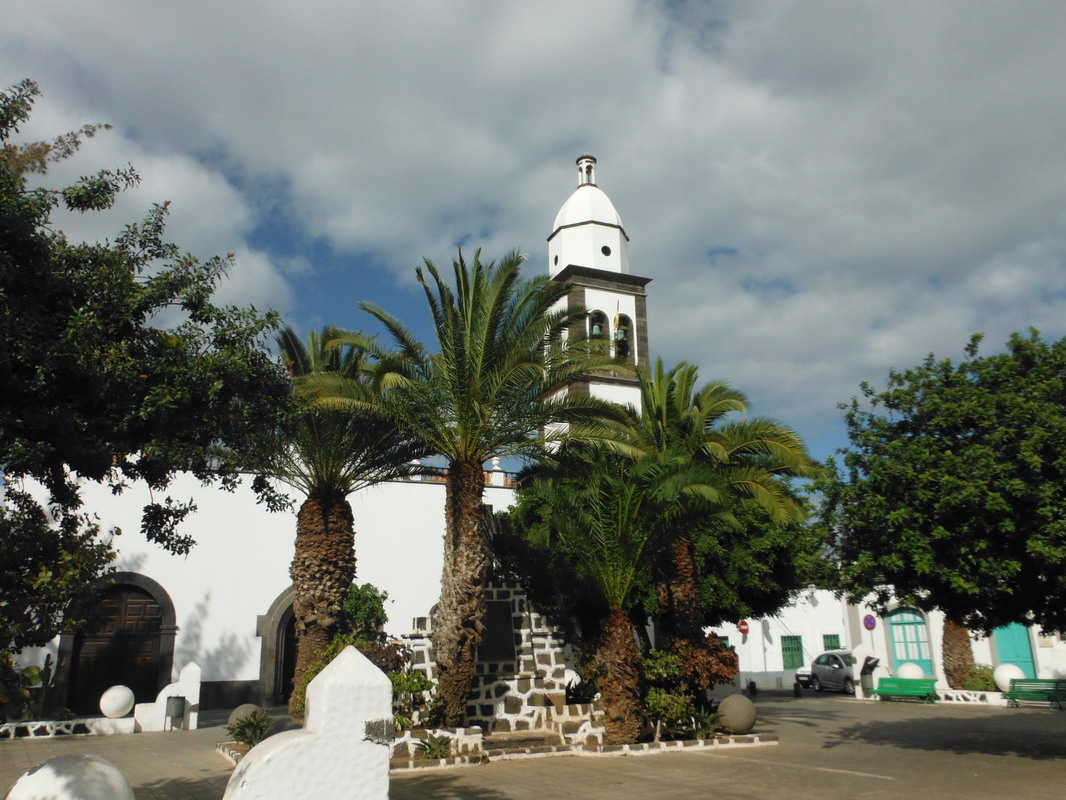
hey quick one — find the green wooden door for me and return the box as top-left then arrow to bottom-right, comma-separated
888,608 -> 933,676
993,623 -> 1036,679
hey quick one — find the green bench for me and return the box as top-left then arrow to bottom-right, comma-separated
870,677 -> 937,703
1003,679 -> 1066,709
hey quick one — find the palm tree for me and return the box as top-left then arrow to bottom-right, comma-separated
620,359 -> 816,656
520,448 -> 714,743
327,249 -> 624,726
246,326 -> 427,713
942,617 -> 975,688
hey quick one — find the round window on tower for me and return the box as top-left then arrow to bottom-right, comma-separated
601,245 -> 611,257
553,255 -> 559,265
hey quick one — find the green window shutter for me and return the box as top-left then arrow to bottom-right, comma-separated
720,636 -> 730,648
781,635 -> 804,669
823,634 -> 841,651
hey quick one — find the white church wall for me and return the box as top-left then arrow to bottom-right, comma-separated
590,382 -> 641,409
74,473 -> 291,684
17,469 -> 516,704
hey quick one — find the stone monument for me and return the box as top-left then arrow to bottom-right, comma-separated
224,646 -> 393,800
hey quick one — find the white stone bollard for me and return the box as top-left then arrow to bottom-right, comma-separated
224,646 -> 393,800
993,663 -> 1025,692
5,754 -> 134,800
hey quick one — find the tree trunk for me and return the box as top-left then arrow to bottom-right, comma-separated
288,493 -> 356,715
596,608 -> 643,744
942,617 -> 975,689
432,460 -> 489,727
656,540 -> 738,693
657,540 -> 702,646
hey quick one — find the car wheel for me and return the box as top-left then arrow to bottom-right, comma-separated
812,676 -> 822,692
842,677 -> 854,695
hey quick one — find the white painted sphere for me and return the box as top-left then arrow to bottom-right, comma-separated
5,754 -> 134,800
993,663 -> 1025,692
99,685 -> 135,718
896,662 -> 925,679
718,693 -> 757,735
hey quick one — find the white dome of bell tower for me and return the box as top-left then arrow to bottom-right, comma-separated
548,154 -> 630,277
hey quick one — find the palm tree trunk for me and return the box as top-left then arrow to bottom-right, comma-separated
657,540 -> 702,646
596,608 -> 644,744
942,617 -> 975,688
657,540 -> 738,693
289,493 -> 356,714
432,460 -> 489,727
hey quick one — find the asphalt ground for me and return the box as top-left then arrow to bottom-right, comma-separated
2,693 -> 1063,799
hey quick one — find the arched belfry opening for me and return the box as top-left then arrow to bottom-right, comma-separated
615,314 -> 633,363
589,310 -> 610,354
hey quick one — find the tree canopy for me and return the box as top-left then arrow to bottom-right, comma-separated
821,330 -> 1066,634
0,80 -> 288,649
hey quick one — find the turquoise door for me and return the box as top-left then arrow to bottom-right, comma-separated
888,608 -> 934,676
994,623 -> 1036,679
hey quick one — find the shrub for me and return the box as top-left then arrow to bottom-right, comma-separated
340,583 -> 389,643
391,670 -> 436,732
564,656 -> 600,704
226,708 -> 272,747
670,708 -> 720,740
961,664 -> 997,691
415,732 -> 453,759
0,652 -> 41,723
565,679 -> 598,704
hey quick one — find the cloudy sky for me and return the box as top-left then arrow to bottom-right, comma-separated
5,1 -> 1066,461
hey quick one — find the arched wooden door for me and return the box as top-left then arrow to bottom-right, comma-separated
68,585 -> 163,713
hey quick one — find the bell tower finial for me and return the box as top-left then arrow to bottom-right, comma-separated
576,153 -> 597,186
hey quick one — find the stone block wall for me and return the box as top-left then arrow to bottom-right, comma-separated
403,581 -> 601,740
390,726 -> 483,758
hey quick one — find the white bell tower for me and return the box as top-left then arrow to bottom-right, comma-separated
549,155 -> 651,410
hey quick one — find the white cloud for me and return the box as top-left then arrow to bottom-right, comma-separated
6,1 -> 1066,456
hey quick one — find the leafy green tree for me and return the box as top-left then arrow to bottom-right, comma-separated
329,249 -> 621,726
240,327 -> 426,712
0,80 -> 288,647
822,330 -> 1066,634
0,488 -> 114,652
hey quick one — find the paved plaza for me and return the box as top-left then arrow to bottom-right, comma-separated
2,693 -> 1063,799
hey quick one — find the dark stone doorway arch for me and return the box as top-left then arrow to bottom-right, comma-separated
55,572 -> 177,714
257,585 -> 297,706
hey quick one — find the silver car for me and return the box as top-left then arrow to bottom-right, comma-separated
809,650 -> 857,694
